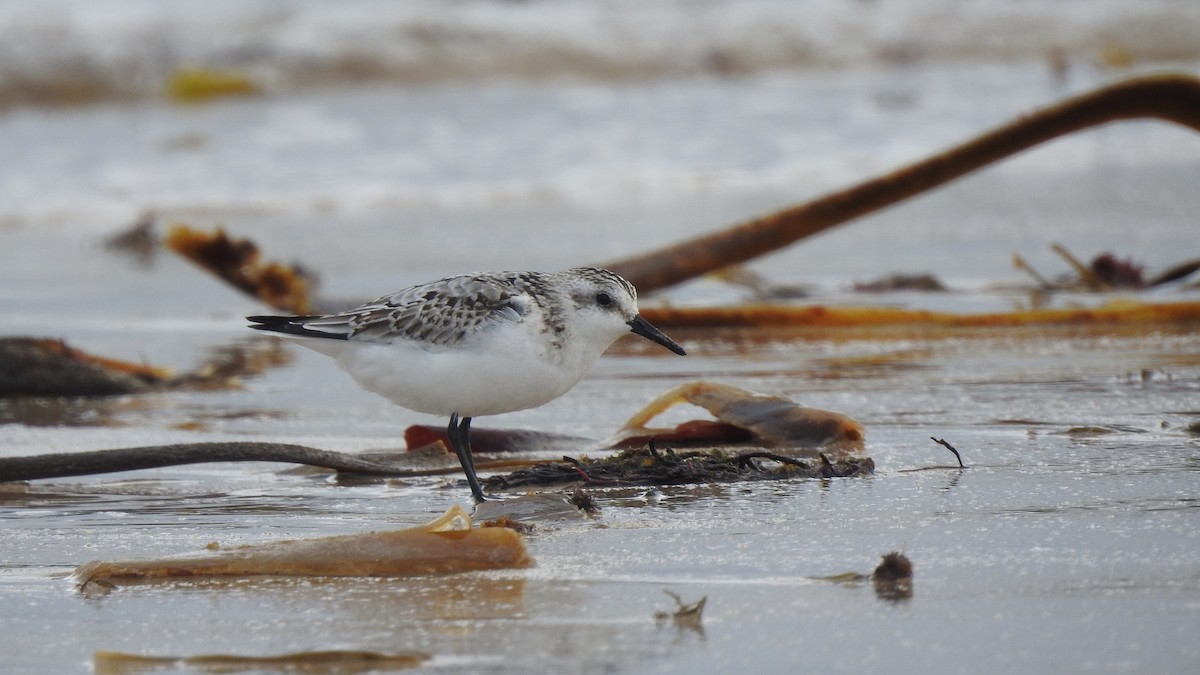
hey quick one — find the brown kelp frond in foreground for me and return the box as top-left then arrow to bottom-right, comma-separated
603,74 -> 1200,294
93,649 -> 428,673
74,504 -> 531,586
165,224 -> 315,314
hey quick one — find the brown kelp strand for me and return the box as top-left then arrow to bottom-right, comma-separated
484,445 -> 874,490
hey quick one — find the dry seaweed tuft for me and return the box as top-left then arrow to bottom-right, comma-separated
871,551 -> 914,601
568,487 -> 601,515
872,551 -> 913,581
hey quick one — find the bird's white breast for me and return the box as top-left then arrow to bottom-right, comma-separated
331,318 -> 601,417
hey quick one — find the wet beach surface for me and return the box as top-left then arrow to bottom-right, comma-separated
3,3 -> 1200,672
4,320 -> 1199,673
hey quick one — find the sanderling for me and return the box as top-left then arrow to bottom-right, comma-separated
248,267 -> 686,503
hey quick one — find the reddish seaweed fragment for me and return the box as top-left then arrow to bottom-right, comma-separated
614,381 -> 865,459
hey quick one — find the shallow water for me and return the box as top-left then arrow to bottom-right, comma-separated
3,3 -> 1200,673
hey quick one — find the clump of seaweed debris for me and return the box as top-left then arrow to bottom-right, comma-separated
871,551 -> 914,601
1014,243 -> 1200,292
816,550 -> 914,601
654,590 -> 707,632
0,337 -> 171,397
165,224 -> 315,314
484,444 -> 873,491
0,337 -> 287,400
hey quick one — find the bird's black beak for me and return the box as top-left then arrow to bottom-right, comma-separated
627,315 -> 687,355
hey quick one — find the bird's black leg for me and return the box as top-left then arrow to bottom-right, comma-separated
448,413 -> 487,503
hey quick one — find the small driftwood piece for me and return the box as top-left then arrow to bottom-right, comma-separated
929,437 -> 966,468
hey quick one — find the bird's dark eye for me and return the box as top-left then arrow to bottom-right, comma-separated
595,292 -> 613,307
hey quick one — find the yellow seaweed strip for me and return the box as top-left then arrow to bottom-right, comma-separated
641,300 -> 1200,330
166,66 -> 259,103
